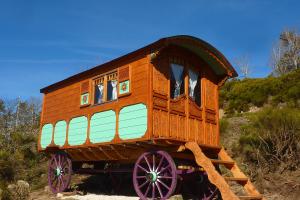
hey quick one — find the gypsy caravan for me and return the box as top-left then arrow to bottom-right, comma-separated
39,35 -> 264,200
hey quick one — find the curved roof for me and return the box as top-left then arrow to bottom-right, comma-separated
41,35 -> 237,93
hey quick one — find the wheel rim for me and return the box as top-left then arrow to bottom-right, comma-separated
48,153 -> 72,194
133,151 -> 177,200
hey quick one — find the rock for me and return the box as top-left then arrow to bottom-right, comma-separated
7,180 -> 30,200
0,188 -> 2,200
249,106 -> 260,113
57,193 -> 64,198
219,109 -> 225,119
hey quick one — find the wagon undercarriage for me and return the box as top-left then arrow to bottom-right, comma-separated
47,141 -> 264,200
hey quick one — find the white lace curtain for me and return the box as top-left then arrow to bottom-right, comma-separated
111,80 -> 118,100
171,63 -> 184,98
189,70 -> 198,99
97,84 -> 104,103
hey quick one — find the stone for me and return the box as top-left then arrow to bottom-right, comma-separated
7,180 -> 30,200
57,193 -> 64,198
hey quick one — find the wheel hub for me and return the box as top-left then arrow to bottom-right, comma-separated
55,167 -> 62,177
147,171 -> 158,182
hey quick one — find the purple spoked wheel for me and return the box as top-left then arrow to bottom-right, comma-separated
196,172 -> 221,200
133,151 -> 177,200
48,153 -> 72,194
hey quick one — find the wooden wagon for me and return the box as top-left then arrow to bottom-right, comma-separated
38,35 -> 264,200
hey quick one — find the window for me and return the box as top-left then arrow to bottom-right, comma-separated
94,72 -> 118,104
107,73 -> 118,101
170,63 -> 184,99
188,69 -> 201,106
94,77 -> 104,104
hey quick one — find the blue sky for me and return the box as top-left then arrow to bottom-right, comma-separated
0,0 -> 299,99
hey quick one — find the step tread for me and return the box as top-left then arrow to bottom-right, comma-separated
224,177 -> 249,183
239,195 -> 263,200
210,159 -> 235,166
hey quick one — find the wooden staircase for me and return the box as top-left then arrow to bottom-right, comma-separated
184,142 -> 265,200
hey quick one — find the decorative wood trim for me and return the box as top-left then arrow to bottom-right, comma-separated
170,95 -> 186,116
118,65 -> 131,98
189,98 -> 203,120
118,65 -> 130,82
205,108 -> 217,124
153,91 -> 168,111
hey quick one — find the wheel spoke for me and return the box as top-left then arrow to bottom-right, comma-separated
51,175 -> 57,183
137,164 -> 149,173
158,164 -> 170,175
139,180 -> 149,189
55,178 -> 60,190
143,155 -> 152,171
144,182 -> 151,197
152,183 -> 155,199
152,154 -> 155,171
158,176 -> 173,179
58,155 -> 62,167
50,165 -> 56,170
157,179 -> 171,190
53,155 -> 58,167
59,176 -> 65,189
155,182 -> 163,198
156,155 -> 164,172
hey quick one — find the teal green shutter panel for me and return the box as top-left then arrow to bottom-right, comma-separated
119,103 -> 147,140
41,124 -> 53,149
54,121 -> 67,146
90,110 -> 116,143
68,116 -> 88,146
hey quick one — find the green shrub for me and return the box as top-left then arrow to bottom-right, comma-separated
220,118 -> 229,135
220,69 -> 300,113
235,107 -> 300,171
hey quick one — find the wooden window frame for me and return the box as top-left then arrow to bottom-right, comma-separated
187,67 -> 202,108
170,62 -> 186,100
92,70 -> 118,106
169,58 -> 203,108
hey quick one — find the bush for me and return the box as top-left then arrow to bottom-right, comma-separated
235,107 -> 300,172
220,69 -> 300,113
219,118 -> 229,135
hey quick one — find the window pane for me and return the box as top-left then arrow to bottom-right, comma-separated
188,69 -> 201,106
170,63 -> 184,99
94,83 -> 104,104
107,80 -> 118,101
189,70 -> 198,99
